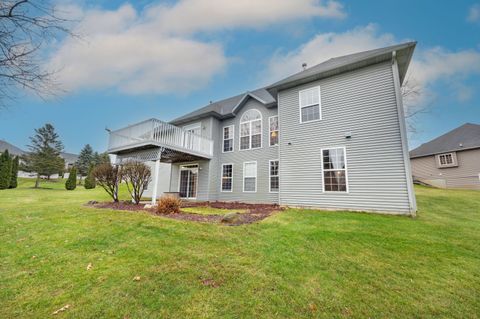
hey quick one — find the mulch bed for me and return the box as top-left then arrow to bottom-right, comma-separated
88,201 -> 283,226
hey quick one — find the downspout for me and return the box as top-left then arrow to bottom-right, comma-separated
391,51 -> 417,216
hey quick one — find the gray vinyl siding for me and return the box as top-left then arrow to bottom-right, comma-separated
278,61 -> 412,214
210,99 -> 279,203
411,148 -> 480,190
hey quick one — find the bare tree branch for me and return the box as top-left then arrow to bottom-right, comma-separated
0,0 -> 76,107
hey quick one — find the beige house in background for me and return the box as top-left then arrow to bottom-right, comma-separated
410,123 -> 480,190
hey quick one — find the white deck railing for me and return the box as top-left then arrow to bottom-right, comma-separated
108,118 -> 213,158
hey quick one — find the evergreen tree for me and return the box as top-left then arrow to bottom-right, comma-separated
0,150 -> 12,189
24,124 -> 65,188
65,167 -> 77,190
9,156 -> 19,189
76,144 -> 95,185
84,165 -> 96,189
93,152 -> 111,166
76,144 -> 94,176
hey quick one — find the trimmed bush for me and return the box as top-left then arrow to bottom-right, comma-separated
0,150 -> 12,190
156,196 -> 181,215
9,156 -> 19,189
84,165 -> 96,189
65,167 -> 77,190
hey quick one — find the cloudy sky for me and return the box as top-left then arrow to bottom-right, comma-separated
1,0 -> 480,153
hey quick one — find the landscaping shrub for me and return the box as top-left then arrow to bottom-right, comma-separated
9,156 -> 19,189
122,161 -> 151,204
65,167 -> 77,190
84,165 -> 96,189
0,150 -> 12,190
156,196 -> 181,215
93,163 -> 121,202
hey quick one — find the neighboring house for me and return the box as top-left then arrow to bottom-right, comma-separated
410,123 -> 480,190
0,140 -> 79,178
107,42 -> 417,215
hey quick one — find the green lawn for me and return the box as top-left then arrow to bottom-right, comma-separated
0,179 -> 479,318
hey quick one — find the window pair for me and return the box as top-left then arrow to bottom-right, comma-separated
220,160 -> 279,193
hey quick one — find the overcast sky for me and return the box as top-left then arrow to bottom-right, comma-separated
1,0 -> 479,153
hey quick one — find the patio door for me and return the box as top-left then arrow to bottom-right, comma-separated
179,165 -> 198,199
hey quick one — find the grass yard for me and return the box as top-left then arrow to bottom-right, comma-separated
1,179 -> 479,318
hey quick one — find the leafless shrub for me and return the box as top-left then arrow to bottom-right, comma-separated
92,163 -> 121,202
122,161 -> 151,205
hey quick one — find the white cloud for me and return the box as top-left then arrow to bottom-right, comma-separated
467,4 -> 480,23
48,1 -> 345,95
147,0 -> 345,34
265,24 -> 480,106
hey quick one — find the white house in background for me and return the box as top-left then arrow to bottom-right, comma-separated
107,42 -> 417,215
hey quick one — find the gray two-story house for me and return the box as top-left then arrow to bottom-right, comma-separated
107,42 -> 417,215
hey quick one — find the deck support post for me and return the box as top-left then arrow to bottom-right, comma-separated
151,153 -> 161,205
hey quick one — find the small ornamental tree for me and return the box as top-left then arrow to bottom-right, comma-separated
65,167 -> 77,190
122,161 -> 151,204
0,150 -> 12,190
93,163 -> 121,202
9,156 -> 19,189
84,165 -> 96,189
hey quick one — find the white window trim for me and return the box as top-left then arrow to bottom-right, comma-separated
239,110 -> 262,151
220,163 -> 234,193
320,146 -> 349,193
222,125 -> 234,153
436,152 -> 457,168
243,161 -> 257,193
269,115 -> 279,147
177,163 -> 199,199
269,159 -> 279,193
299,86 -> 322,124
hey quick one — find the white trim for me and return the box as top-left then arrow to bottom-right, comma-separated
220,163 -> 234,192
320,146 -> 349,193
392,53 -> 417,215
178,163 -> 199,199
151,157 -> 161,205
269,159 -> 279,193
242,161 -> 257,193
239,109 -> 262,151
299,86 -> 322,123
222,125 -> 234,153
268,115 -> 279,147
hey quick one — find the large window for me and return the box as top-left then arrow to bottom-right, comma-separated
269,116 -> 279,146
269,160 -> 279,192
322,147 -> 348,192
243,161 -> 257,192
240,109 -> 262,150
221,164 -> 233,192
299,86 -> 321,123
223,125 -> 234,152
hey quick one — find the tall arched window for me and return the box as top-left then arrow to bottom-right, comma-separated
240,109 -> 262,150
